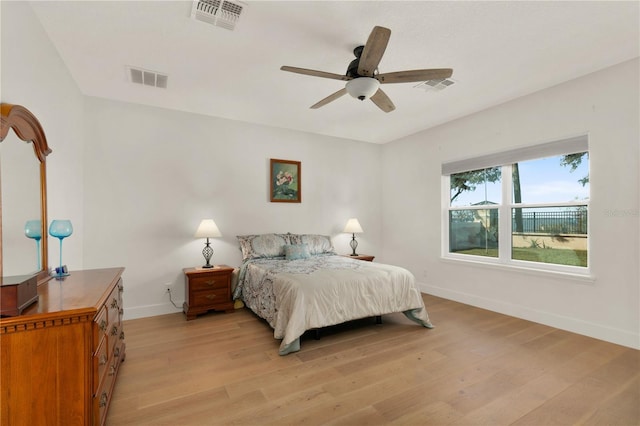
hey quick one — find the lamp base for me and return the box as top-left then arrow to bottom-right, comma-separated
201,239 -> 214,269
349,234 -> 359,256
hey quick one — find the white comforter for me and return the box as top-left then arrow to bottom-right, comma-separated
235,255 -> 432,355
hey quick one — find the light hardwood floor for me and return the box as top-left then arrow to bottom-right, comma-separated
107,295 -> 639,425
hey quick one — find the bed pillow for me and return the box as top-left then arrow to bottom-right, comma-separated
296,234 -> 336,255
284,244 -> 311,260
237,233 -> 289,261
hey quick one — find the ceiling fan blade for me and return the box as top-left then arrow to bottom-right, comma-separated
357,26 -> 391,77
281,66 -> 351,81
370,88 -> 395,113
376,68 -> 453,84
310,88 -> 348,109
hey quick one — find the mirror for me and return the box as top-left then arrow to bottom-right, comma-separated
0,104 -> 52,284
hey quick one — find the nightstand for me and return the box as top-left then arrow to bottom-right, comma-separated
183,265 -> 235,320
342,254 -> 375,262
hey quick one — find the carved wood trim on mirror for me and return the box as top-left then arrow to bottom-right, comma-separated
0,103 -> 52,285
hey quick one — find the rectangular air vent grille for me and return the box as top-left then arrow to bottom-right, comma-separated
414,78 -> 456,92
191,0 -> 246,31
128,67 -> 168,89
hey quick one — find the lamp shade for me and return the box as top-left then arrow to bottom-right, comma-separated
345,77 -> 380,100
343,218 -> 363,234
194,219 -> 222,238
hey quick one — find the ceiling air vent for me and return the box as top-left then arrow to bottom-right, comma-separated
127,66 -> 168,89
191,0 -> 246,31
414,78 -> 456,92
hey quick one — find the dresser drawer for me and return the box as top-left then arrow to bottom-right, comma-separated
93,338 -> 109,394
106,284 -> 121,326
93,306 -> 108,350
103,282 -> 123,353
93,355 -> 118,426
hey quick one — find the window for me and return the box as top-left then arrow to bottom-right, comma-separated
443,136 -> 589,273
449,167 -> 501,258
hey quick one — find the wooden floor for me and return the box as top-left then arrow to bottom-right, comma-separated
107,295 -> 639,425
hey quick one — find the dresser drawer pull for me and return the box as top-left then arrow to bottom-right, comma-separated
120,331 -> 125,340
99,320 -> 107,332
114,347 -> 120,358
205,294 -> 217,300
99,392 -> 108,407
204,280 -> 218,286
109,364 -> 116,376
99,354 -> 108,366
110,325 -> 119,336
119,308 -> 124,316
110,299 -> 119,309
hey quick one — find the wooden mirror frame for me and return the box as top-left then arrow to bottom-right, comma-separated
0,103 -> 52,284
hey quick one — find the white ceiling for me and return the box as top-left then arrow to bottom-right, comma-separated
30,1 -> 639,144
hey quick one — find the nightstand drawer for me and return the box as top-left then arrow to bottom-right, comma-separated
189,274 -> 229,291
191,288 -> 229,306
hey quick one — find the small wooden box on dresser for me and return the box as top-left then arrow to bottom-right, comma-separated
183,265 -> 234,320
0,268 -> 125,426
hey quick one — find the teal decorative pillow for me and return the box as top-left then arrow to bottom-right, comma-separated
284,244 -> 311,260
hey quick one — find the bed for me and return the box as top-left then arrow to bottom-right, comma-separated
233,233 -> 433,355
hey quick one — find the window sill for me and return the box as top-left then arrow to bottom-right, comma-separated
440,255 -> 595,283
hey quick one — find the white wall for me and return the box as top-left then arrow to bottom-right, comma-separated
82,98 -> 383,318
1,1 -> 85,272
381,58 -> 640,349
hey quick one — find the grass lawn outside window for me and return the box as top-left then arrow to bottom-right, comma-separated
453,247 -> 588,267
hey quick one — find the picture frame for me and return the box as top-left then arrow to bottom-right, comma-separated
270,158 -> 301,203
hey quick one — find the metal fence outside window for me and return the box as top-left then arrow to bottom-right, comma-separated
512,209 -> 587,235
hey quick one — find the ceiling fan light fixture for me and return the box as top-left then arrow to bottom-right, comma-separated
345,77 -> 380,101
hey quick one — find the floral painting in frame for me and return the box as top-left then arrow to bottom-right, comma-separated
270,158 -> 301,203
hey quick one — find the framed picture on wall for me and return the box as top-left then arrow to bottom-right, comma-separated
270,158 -> 301,203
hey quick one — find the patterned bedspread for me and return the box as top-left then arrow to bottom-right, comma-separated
234,254 -> 432,355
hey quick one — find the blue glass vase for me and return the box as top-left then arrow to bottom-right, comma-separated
49,220 -> 73,279
24,220 -> 42,271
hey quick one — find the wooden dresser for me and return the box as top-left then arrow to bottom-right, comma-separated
0,267 -> 125,426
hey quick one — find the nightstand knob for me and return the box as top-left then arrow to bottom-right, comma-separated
205,294 -> 216,300
205,280 -> 216,286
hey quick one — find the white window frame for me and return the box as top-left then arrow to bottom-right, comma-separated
441,135 -> 591,278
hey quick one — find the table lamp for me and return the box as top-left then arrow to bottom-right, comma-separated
194,219 -> 221,268
343,218 -> 363,256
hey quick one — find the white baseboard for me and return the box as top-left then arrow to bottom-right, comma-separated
418,282 -> 639,350
123,301 -> 184,321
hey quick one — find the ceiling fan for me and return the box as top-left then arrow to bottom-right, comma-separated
280,26 -> 453,113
